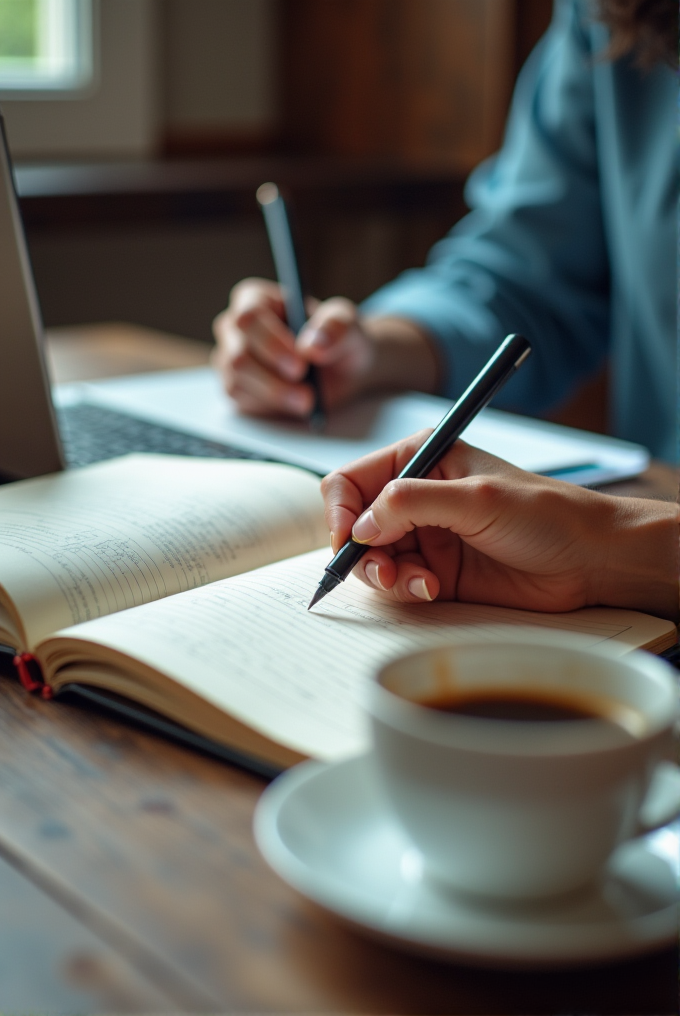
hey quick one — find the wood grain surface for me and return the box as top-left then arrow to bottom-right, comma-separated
0,658 -> 676,1015
45,323 -> 212,384
0,846 -> 174,1013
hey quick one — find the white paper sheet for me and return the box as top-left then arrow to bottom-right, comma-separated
46,548 -> 669,762
55,367 -> 649,484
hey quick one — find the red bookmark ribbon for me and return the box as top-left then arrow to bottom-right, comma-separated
13,653 -> 53,699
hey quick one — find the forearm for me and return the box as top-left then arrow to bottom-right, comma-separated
358,316 -> 443,398
593,496 -> 680,622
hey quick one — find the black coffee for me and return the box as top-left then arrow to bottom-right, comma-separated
422,691 -> 609,723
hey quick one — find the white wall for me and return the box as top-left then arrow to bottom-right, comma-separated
2,0 -> 161,159
1,0 -> 277,159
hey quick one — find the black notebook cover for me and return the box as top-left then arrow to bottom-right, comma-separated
0,645 -> 281,780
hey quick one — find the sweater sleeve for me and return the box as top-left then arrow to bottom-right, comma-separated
361,0 -> 611,413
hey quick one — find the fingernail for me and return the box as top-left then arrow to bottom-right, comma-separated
304,328 -> 331,349
365,560 -> 386,590
284,389 -> 309,413
352,509 -> 381,544
279,355 -> 302,379
407,577 -> 433,601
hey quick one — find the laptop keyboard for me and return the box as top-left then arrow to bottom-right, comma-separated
57,402 -> 261,468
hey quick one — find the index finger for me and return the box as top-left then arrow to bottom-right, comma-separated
229,278 -> 288,330
321,430 -> 433,549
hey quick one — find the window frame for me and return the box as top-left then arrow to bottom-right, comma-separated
0,0 -> 96,99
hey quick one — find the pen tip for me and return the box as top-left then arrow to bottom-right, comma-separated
307,585 -> 327,611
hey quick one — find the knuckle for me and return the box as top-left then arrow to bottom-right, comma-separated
230,346 -> 249,370
229,278 -> 249,300
380,479 -> 410,513
327,296 -> 356,317
320,473 -> 336,498
316,296 -> 357,328
466,475 -> 503,507
230,278 -> 276,323
230,276 -> 262,302
232,306 -> 258,332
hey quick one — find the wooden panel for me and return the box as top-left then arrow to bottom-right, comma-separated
398,0 -> 516,167
281,0 -> 398,159
0,662 -> 675,1013
19,158 -> 466,331
281,0 -> 517,170
515,0 -> 554,72
16,157 -> 466,227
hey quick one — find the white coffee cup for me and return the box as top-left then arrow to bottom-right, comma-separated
368,632 -> 680,902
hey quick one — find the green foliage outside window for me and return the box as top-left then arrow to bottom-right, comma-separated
0,0 -> 38,61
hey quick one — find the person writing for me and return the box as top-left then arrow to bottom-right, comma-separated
213,0 -> 678,619
213,0 -> 677,463
319,434 -> 679,620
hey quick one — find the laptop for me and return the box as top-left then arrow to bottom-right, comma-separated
0,113 -> 269,482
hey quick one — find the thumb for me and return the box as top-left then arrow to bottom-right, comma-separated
352,477 -> 498,546
296,297 -> 357,364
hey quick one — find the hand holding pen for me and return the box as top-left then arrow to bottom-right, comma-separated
214,276 -> 444,426
309,334 -> 532,607
255,184 -> 325,429
213,278 -> 438,421
318,428 -> 662,615
212,182 -> 441,424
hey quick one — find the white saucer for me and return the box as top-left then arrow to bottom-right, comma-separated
254,754 -> 679,968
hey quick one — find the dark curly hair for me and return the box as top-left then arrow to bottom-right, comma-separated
598,0 -> 678,67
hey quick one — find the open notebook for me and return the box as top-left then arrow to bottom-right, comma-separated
1,455 -> 675,774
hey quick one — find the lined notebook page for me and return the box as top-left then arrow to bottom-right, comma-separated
0,455 -> 326,648
45,548 -> 673,762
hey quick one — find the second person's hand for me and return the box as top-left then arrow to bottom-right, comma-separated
212,278 -> 374,417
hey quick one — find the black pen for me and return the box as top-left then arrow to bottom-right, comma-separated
308,333 -> 532,609
256,182 -> 324,431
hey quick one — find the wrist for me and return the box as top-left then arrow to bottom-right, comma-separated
357,316 -> 442,397
592,495 -> 680,621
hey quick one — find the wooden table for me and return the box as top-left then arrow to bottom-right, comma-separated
0,324 -> 676,1014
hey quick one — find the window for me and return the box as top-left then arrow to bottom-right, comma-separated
0,0 -> 93,94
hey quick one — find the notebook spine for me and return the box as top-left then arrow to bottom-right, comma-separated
13,653 -> 53,699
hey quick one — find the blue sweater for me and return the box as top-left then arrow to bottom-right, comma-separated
362,0 -> 678,462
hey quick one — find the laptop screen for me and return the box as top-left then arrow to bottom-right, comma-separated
0,111 -> 64,480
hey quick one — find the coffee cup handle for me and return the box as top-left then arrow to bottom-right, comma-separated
636,762 -> 680,835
